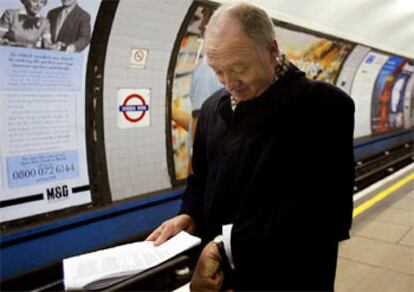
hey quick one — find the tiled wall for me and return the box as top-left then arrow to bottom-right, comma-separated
103,0 -> 192,201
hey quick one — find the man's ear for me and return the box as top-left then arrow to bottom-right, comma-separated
269,39 -> 279,61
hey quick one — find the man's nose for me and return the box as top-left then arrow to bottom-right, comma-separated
223,73 -> 238,91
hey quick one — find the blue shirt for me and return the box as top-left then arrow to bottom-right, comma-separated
189,57 -> 222,115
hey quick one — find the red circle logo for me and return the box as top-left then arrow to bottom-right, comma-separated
122,94 -> 148,123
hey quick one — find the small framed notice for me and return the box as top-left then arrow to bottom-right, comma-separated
129,48 -> 148,69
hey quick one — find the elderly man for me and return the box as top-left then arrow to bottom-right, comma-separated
47,0 -> 90,52
148,2 -> 355,291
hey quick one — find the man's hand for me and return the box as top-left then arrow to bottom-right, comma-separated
46,41 -> 63,51
65,44 -> 76,52
146,214 -> 196,246
190,241 -> 224,292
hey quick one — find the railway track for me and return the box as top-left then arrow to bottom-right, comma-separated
354,141 -> 414,192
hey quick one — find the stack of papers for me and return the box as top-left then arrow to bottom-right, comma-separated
63,231 -> 201,290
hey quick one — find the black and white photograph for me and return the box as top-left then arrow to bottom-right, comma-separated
0,0 -> 97,52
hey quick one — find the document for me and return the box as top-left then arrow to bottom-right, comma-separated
63,231 -> 201,290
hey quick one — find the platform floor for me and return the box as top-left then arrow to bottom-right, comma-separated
335,164 -> 414,292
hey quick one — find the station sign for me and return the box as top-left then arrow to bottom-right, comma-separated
117,88 -> 151,128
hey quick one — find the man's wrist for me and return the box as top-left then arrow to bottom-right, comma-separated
213,234 -> 230,269
213,235 -> 225,258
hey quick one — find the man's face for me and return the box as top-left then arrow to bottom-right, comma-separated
199,8 -> 213,34
61,0 -> 77,8
205,17 -> 277,101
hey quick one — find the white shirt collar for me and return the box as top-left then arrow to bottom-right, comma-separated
62,4 -> 76,15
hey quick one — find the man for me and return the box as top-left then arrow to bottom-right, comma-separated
189,7 -> 223,130
172,6 -> 222,173
148,3 -> 355,291
47,0 -> 90,52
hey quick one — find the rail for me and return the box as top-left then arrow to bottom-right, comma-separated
354,141 -> 414,192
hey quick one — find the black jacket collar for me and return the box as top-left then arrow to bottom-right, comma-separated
217,64 -> 309,130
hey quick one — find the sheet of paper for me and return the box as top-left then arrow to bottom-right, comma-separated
63,231 -> 201,290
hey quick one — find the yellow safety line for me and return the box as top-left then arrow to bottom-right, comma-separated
353,171 -> 414,218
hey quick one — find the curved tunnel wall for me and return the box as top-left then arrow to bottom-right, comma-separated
1,0 -> 413,282
103,0 -> 192,201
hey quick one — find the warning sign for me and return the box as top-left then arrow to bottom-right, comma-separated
117,88 -> 151,128
129,48 -> 148,69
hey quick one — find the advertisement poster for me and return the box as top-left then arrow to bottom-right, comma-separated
335,45 -> 370,95
0,0 -> 102,222
403,67 -> 414,129
350,52 -> 389,138
171,6 -> 204,181
371,58 -> 414,133
275,25 -> 353,84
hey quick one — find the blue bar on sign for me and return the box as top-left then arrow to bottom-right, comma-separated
119,105 -> 149,112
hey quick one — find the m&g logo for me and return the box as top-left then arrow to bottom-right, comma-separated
47,185 -> 69,200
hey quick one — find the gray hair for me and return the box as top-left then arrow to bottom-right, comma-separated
207,2 -> 276,49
